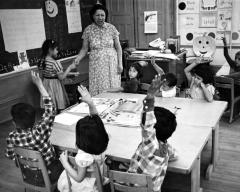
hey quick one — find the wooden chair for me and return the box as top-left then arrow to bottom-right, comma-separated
214,76 -> 240,123
106,156 -> 153,192
66,156 -> 104,192
14,147 -> 57,192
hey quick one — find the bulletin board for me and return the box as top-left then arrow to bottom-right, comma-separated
0,0 -> 105,66
177,0 -> 240,46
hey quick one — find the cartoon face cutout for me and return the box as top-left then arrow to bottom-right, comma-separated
193,35 -> 216,58
45,0 -> 58,17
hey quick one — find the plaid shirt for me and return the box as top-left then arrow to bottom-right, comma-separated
5,96 -> 56,166
128,97 -> 171,192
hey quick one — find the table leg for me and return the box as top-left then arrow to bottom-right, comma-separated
191,155 -> 202,192
206,122 -> 219,180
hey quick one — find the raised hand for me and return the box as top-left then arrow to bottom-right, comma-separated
77,85 -> 92,104
147,75 -> 164,96
221,37 -> 227,46
31,71 -> 42,86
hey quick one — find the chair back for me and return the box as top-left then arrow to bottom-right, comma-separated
109,170 -> 153,192
14,147 -> 54,192
214,76 -> 234,101
66,156 -> 104,192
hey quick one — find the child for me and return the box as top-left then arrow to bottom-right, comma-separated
184,60 -> 215,102
106,62 -> 143,93
151,57 -> 177,97
222,37 -> 240,72
5,71 -> 63,184
128,75 -> 177,192
57,85 -> 109,192
39,39 -> 77,111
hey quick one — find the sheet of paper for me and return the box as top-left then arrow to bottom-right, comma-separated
146,50 -> 179,60
65,0 -> 82,33
217,9 -> 232,31
54,113 -> 82,125
144,11 -> 158,33
0,9 -> 46,52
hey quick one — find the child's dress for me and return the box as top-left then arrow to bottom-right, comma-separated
190,82 -> 215,100
41,56 -> 69,110
160,86 -> 176,97
57,149 -> 104,192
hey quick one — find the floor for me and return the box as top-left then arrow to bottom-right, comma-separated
0,116 -> 240,192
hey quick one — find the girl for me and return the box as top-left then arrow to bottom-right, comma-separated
58,85 -> 109,192
184,60 -> 215,102
151,57 -> 177,97
39,39 -> 77,111
105,62 -> 143,93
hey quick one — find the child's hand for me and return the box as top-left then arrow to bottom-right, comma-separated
221,37 -> 227,46
59,150 -> 68,165
69,63 -> 77,70
147,75 -> 164,96
31,71 -> 42,86
78,85 -> 93,104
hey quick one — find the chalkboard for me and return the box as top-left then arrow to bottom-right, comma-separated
0,0 -> 106,67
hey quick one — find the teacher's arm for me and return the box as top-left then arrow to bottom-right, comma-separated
74,38 -> 89,65
114,36 -> 123,74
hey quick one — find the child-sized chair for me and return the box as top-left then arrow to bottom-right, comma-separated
66,155 -> 104,192
106,156 -> 153,192
214,76 -> 240,123
14,147 -> 57,192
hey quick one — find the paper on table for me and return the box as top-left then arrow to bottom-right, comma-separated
146,50 -> 179,60
54,113 -> 82,125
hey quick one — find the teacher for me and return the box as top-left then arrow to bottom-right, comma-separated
75,4 -> 123,96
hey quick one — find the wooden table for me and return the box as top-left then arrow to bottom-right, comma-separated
51,117 -> 211,192
96,93 -> 227,179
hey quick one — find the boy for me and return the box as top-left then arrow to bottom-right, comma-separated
151,57 -> 177,97
128,75 -> 177,192
5,71 -> 63,184
222,37 -> 240,72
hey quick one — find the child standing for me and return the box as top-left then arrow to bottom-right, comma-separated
5,71 -> 63,184
106,62 -> 143,93
151,57 -> 177,97
128,75 -> 177,192
39,39 -> 77,111
184,60 -> 215,102
57,85 -> 109,192
222,37 -> 240,72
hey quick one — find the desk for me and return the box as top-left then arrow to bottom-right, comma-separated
51,117 -> 211,192
96,93 -> 227,179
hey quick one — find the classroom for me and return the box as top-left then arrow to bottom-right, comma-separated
0,0 -> 240,192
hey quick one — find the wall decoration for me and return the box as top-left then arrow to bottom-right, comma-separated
45,0 -> 58,17
200,0 -> 218,11
199,12 -> 217,27
218,0 -> 232,9
217,9 -> 232,31
144,11 -> 158,33
178,0 -> 199,13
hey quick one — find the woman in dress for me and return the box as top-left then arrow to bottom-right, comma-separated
75,4 -> 123,96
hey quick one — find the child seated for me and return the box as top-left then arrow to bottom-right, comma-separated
151,57 -> 177,97
5,71 -> 63,184
128,75 -> 177,192
184,60 -> 215,102
106,62 -> 143,93
58,85 -> 109,192
222,37 -> 240,73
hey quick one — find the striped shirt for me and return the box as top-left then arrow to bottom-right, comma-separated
42,56 -> 63,78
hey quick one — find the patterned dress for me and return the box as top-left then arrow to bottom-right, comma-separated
82,22 -> 121,96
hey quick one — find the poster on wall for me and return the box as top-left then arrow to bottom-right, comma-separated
217,9 -> 232,31
231,0 -> 240,44
65,0 -> 82,33
144,11 -> 158,33
200,0 -> 218,12
178,0 -> 199,14
199,12 -> 217,27
218,0 -> 232,9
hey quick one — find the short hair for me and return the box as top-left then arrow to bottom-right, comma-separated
75,114 -> 109,155
11,103 -> 36,130
89,4 -> 108,22
154,107 -> 177,142
128,62 -> 143,79
192,64 -> 214,84
235,51 -> 240,60
163,73 -> 177,87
